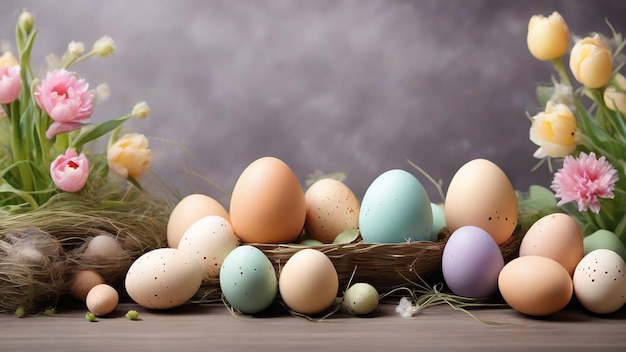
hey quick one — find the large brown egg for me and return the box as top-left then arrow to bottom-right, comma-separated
444,159 -> 518,245
229,157 -> 306,244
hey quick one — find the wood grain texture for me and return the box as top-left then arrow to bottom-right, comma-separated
1,302 -> 625,351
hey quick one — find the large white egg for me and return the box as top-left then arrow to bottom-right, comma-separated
178,215 -> 240,279
125,248 -> 202,309
573,249 -> 626,314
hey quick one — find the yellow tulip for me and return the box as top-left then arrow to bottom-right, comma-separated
527,11 -> 569,61
603,73 -> 626,115
107,133 -> 151,179
569,34 -> 612,88
0,52 -> 18,67
529,101 -> 577,158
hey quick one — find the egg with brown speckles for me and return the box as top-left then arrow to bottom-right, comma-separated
444,159 -> 518,245
304,178 -> 360,243
125,248 -> 202,309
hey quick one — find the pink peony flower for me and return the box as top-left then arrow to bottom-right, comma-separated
551,152 -> 618,213
0,65 -> 22,104
50,148 -> 89,192
34,69 -> 94,137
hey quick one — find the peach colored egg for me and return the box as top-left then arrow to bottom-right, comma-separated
86,284 -> 119,317
498,256 -> 573,316
444,159 -> 518,245
304,178 -> 360,243
229,157 -> 306,244
519,213 -> 583,276
167,194 -> 230,248
70,270 -> 106,301
279,248 -> 339,315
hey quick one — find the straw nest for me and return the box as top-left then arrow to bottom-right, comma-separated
196,227 -> 523,301
0,188 -> 170,314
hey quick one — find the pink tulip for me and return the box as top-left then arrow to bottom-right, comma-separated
50,148 -> 89,192
0,65 -> 22,104
34,69 -> 94,137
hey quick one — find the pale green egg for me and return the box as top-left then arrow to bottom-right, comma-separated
430,202 -> 446,241
584,229 -> 626,262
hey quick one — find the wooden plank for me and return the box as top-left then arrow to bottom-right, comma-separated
1,303 -> 625,351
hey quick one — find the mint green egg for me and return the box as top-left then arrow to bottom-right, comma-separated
584,229 -> 626,262
359,169 -> 432,243
220,245 -> 277,314
430,203 -> 446,241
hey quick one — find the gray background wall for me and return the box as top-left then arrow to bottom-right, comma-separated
2,0 -> 625,206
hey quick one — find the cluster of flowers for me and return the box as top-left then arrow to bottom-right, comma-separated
0,11 -> 151,210
526,12 -> 625,240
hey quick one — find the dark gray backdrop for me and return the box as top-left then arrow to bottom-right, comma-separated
2,0 -> 625,206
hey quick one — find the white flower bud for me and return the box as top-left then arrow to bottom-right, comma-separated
93,36 -> 115,57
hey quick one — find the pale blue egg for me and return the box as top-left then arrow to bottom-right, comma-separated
430,202 -> 446,240
359,169 -> 433,243
220,245 -> 277,314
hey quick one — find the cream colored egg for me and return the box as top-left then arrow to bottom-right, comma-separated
86,284 -> 119,316
519,213 -> 583,276
230,157 -> 306,244
70,270 -> 106,301
279,248 -> 338,315
304,178 -> 360,243
125,248 -> 202,309
84,234 -> 124,260
178,215 -> 240,279
444,159 -> 518,245
342,282 -> 379,315
167,194 -> 230,248
573,249 -> 626,314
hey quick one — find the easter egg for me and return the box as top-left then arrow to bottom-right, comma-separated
573,249 -> 626,314
220,245 -> 278,314
359,169 -> 432,243
444,159 -> 518,245
442,226 -> 504,298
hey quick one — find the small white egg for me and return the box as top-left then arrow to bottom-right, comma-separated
84,234 -> 124,260
573,249 -> 626,314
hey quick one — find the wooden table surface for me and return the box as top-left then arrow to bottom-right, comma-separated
1,300 -> 624,351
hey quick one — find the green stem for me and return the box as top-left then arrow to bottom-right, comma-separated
551,58 -> 573,88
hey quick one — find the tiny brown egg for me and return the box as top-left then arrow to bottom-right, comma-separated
304,178 -> 360,244
86,284 -> 119,316
230,157 -> 306,244
167,194 -> 230,248
519,213 -> 583,276
84,234 -> 124,260
279,248 -> 339,315
70,270 -> 106,301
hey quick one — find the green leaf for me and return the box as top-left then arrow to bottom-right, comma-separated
333,228 -> 360,244
528,185 -> 557,208
0,182 -> 39,209
536,86 -> 554,108
70,116 -> 131,150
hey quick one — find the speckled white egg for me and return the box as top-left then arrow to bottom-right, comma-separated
178,215 -> 240,279
304,178 -> 360,244
573,249 -> 626,314
125,248 -> 203,309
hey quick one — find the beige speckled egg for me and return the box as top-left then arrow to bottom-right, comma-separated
229,157 -> 306,244
498,256 -> 573,316
178,215 -> 240,279
278,248 -> 339,315
125,248 -> 202,309
444,159 -> 518,245
304,178 -> 360,243
573,249 -> 626,314
86,284 -> 119,316
167,194 -> 230,248
519,213 -> 583,276
70,270 -> 106,301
